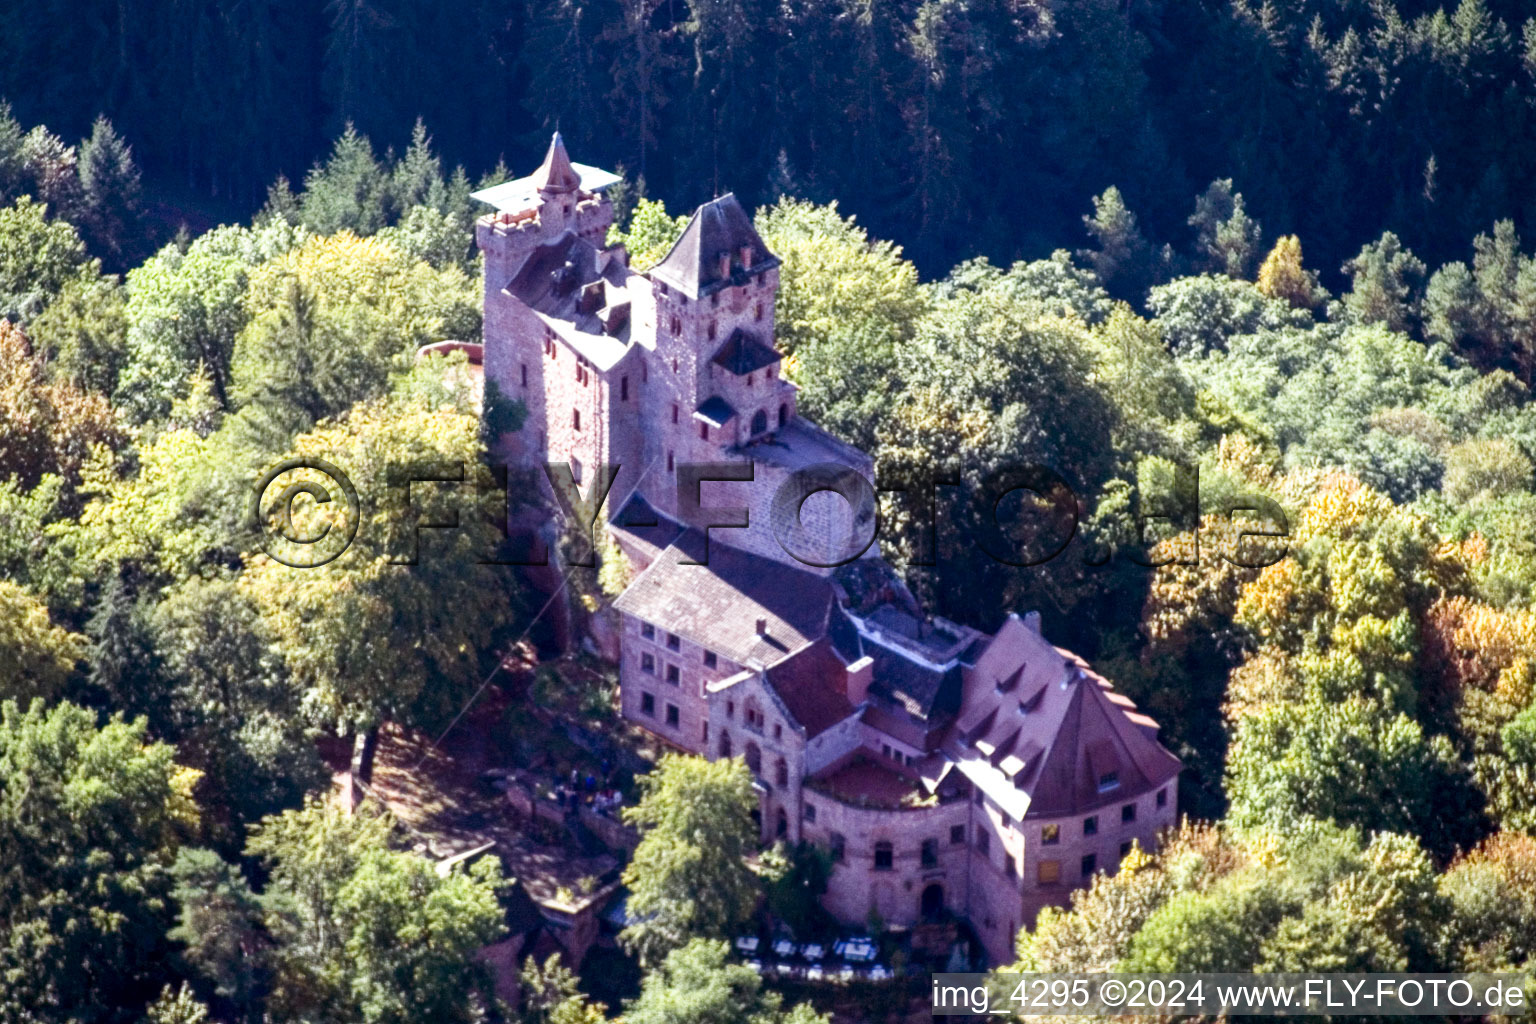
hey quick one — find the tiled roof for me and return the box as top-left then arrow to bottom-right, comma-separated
710,327 -> 781,376
764,639 -> 856,738
649,193 -> 780,300
946,614 -> 1181,820
612,530 -> 835,668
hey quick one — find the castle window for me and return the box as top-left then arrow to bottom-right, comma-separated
1122,803 -> 1136,824
672,358 -> 678,373
745,742 -> 761,775
1120,841 -> 1133,859
666,703 -> 679,727
1083,815 -> 1098,837
666,632 -> 680,651
641,623 -> 654,640
975,828 -> 990,855
640,692 -> 655,717
754,301 -> 763,321
719,732 -> 732,758
621,376 -> 629,401
699,423 -> 708,441
672,405 -> 679,424
1042,823 -> 1060,846
521,364 -> 528,387
1038,860 -> 1061,885
670,316 -> 680,335
707,321 -> 716,341
1157,787 -> 1168,808
641,653 -> 655,674
702,721 -> 709,743
950,825 -> 965,845
873,842 -> 894,871
666,664 -> 680,685
572,409 -> 581,431
570,458 -> 582,484
711,293 -> 719,308
921,838 -> 938,867
1081,854 -> 1097,878
830,832 -> 846,862
775,758 -> 788,787
767,367 -> 773,379
1005,856 -> 1017,879
703,651 -> 717,669
778,403 -> 788,427
667,451 -> 674,472
773,723 -> 782,741
803,802 -> 816,822
726,701 -> 735,719
642,363 -> 648,382
751,410 -> 767,435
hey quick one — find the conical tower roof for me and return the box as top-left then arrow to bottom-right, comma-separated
533,132 -> 582,194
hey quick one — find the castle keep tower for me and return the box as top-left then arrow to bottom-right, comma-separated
474,135 -> 872,571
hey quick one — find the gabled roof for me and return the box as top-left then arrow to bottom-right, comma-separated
764,639 -> 857,738
945,614 -> 1181,820
711,327 -> 781,376
612,530 -> 835,668
504,230 -> 638,370
649,194 -> 780,300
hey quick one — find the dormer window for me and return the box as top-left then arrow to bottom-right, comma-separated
1097,771 -> 1120,793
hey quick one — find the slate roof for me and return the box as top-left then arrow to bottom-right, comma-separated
612,530 -> 835,668
694,395 -> 737,428
504,230 -> 638,370
649,193 -> 780,300
711,327 -> 781,376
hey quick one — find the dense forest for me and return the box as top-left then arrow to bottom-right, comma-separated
6,0 -> 1536,1020
6,0 -> 1536,280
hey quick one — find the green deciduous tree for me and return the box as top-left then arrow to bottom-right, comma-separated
0,699 -> 195,1022
0,195 -> 89,320
622,939 -> 829,1024
754,198 -> 927,448
620,755 -> 760,964
231,231 -> 479,426
246,800 -> 506,1024
0,579 -> 83,703
239,393 -> 513,734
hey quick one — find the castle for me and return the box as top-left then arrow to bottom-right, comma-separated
473,135 -> 1181,965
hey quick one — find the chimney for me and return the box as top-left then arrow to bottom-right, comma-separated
717,251 -> 732,280
755,617 -> 768,636
739,244 -> 753,270
845,656 -> 874,705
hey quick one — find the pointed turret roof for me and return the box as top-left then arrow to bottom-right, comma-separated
533,132 -> 582,193
650,193 -> 780,300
